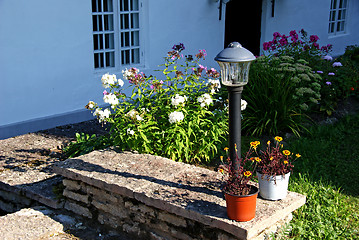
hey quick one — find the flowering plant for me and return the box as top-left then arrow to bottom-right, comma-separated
218,142 -> 259,196
256,136 -> 301,177
263,29 -> 332,61
86,44 -> 229,163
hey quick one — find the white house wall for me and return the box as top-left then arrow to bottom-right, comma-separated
0,0 -> 225,139
260,0 -> 359,57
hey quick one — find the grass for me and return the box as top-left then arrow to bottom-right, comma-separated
285,113 -> 359,239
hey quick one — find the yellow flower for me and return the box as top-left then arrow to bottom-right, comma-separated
224,147 -> 229,151
284,160 -> 288,164
274,136 -> 283,142
283,150 -> 291,156
296,153 -> 301,158
267,140 -> 270,145
255,157 -> 261,162
250,141 -> 260,149
220,156 -> 223,161
219,168 -> 224,173
269,156 -> 274,161
244,171 -> 252,177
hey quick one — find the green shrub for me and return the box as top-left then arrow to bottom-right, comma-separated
242,56 -> 312,137
86,44 -> 228,164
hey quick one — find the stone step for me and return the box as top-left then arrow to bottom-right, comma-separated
0,207 -> 74,240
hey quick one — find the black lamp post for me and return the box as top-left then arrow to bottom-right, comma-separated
215,42 -> 255,173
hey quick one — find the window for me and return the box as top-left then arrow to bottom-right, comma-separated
328,0 -> 348,35
92,0 -> 141,69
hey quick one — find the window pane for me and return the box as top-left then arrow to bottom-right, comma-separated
332,0 -> 337,9
131,31 -> 139,46
329,23 -> 335,33
131,0 -> 139,11
105,33 -> 114,49
103,0 -> 113,12
93,34 -> 104,50
93,15 -> 103,31
104,14 -> 114,31
94,52 -> 104,68
121,32 -> 130,47
122,50 -> 130,65
330,11 -> 336,21
106,51 -> 115,67
131,13 -> 139,29
131,48 -> 140,64
120,0 -> 129,11
121,14 -> 129,29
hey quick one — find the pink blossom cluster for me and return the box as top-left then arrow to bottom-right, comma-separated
262,29 -> 332,54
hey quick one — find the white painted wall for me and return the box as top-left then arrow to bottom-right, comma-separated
0,0 -> 225,138
260,0 -> 359,57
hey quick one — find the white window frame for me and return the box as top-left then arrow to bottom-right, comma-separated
91,0 -> 144,71
328,0 -> 348,35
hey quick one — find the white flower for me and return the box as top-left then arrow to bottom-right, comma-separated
127,128 -> 135,135
122,68 -> 139,80
118,78 -> 124,87
171,94 -> 187,107
86,101 -> 96,110
126,109 -> 143,121
101,73 -> 117,88
126,109 -> 137,118
168,111 -> 184,124
93,108 -> 111,123
332,62 -> 343,67
103,93 -> 119,106
197,93 -> 213,107
241,99 -> 247,111
323,55 -> 333,61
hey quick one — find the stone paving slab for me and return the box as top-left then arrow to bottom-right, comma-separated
0,207 -> 69,240
53,148 -> 307,239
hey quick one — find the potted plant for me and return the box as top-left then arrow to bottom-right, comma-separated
218,142 -> 260,222
256,136 -> 301,200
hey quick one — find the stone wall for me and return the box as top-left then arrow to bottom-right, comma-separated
53,149 -> 307,240
62,178 -> 241,240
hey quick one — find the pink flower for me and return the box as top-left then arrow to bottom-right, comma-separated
309,35 -> 319,43
103,90 -> 109,95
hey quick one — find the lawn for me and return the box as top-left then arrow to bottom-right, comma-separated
285,113 -> 359,239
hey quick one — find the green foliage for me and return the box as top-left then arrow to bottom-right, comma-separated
62,133 -> 112,158
242,56 -> 311,137
286,113 -> 359,239
88,45 -> 228,164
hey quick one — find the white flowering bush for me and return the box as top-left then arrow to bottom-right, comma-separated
86,44 -> 229,163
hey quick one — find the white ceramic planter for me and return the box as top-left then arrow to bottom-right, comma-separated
257,172 -> 290,200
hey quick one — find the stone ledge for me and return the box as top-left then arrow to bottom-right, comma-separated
53,149 -> 306,239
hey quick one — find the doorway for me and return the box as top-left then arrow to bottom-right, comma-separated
225,0 -> 263,56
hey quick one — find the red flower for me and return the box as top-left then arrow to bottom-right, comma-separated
351,87 -> 355,91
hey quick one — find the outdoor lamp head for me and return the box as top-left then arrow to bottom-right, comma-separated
214,42 -> 256,87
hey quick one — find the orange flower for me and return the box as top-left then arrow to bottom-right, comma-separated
296,153 -> 301,158
219,168 -> 224,173
283,150 -> 291,156
255,157 -> 261,162
220,156 -> 223,161
284,160 -> 288,164
250,157 -> 256,162
269,156 -> 274,161
224,147 -> 229,151
274,136 -> 283,142
250,141 -> 260,149
244,171 -> 252,177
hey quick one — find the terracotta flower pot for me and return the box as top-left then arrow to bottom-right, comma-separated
224,185 -> 259,222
